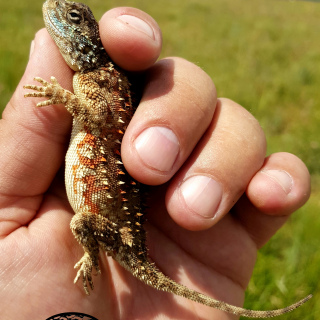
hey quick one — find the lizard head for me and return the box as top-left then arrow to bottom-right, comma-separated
43,0 -> 108,71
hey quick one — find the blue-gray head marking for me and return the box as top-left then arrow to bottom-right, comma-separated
43,0 -> 108,71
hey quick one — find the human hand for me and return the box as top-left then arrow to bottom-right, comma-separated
0,6 -> 310,320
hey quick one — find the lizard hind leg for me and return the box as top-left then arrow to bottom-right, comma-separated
74,250 -> 100,295
70,212 -> 101,295
70,212 -> 116,295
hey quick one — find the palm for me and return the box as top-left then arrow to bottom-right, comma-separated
1,172 -> 260,320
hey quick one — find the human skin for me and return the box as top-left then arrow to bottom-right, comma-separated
0,6 -> 310,320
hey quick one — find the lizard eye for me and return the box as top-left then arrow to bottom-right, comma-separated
67,9 -> 82,24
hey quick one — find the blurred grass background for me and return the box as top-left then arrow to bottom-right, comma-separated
0,0 -> 319,318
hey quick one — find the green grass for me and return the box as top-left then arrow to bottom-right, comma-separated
245,195 -> 320,319
1,0 -> 320,318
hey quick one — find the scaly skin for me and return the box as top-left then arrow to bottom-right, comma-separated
24,0 -> 312,317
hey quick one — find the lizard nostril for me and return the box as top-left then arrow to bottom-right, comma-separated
82,46 -> 91,54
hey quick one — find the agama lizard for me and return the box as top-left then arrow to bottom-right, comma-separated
24,0 -> 312,317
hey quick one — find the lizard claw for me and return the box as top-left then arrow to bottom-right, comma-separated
34,77 -> 50,86
74,252 -> 100,295
50,76 -> 59,85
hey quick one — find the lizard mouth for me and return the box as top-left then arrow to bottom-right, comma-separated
42,0 -> 65,41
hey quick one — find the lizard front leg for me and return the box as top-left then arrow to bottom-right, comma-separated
24,77 -> 73,106
24,77 -> 82,117
70,212 -> 117,295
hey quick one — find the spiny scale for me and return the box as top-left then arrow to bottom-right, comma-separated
23,0 -> 312,317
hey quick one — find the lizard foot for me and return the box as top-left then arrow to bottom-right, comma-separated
24,76 -> 72,107
74,252 -> 101,295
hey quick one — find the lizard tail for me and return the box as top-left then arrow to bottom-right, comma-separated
115,250 -> 312,318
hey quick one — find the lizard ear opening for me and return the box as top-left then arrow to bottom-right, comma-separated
67,9 -> 82,24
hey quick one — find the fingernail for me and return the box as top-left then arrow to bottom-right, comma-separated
117,15 -> 154,39
134,127 -> 179,172
180,176 -> 222,218
261,169 -> 293,194
29,40 -> 35,59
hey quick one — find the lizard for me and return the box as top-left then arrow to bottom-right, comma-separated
23,0 -> 312,317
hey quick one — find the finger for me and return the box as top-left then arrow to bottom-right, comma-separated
99,7 -> 162,71
233,152 -> 311,248
165,98 -> 267,231
0,29 -> 73,198
0,29 -> 73,236
121,57 -> 217,185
